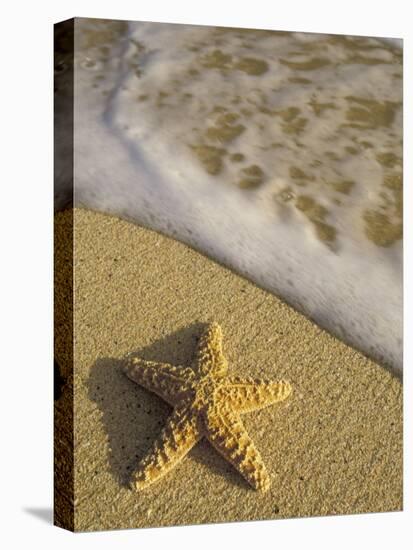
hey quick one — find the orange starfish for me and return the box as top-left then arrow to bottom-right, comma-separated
122,322 -> 292,492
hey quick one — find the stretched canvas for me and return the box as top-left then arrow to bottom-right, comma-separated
54,17 -> 403,532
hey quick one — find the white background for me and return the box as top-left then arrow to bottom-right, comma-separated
0,0 -> 410,548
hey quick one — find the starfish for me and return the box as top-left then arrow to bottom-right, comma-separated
122,322 -> 292,492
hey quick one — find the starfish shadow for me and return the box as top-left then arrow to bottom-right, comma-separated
190,440 -> 248,491
87,322 -> 248,490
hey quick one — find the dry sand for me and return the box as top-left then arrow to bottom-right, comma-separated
55,207 -> 402,532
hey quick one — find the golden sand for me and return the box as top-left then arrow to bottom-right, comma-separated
55,208 -> 402,532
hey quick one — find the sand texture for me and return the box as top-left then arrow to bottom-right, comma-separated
55,208 -> 402,532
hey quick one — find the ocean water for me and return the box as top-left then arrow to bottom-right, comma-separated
56,18 -> 403,372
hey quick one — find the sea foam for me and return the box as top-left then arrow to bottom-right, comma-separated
56,19 -> 403,372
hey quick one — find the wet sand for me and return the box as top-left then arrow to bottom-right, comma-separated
55,207 -> 402,532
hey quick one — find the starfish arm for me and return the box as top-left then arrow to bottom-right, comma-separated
132,406 -> 202,490
218,376 -> 292,413
205,406 -> 270,492
123,357 -> 195,406
194,322 -> 228,376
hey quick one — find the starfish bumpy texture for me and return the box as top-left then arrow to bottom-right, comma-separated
122,322 -> 292,492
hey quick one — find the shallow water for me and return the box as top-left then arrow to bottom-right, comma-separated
55,18 -> 403,371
